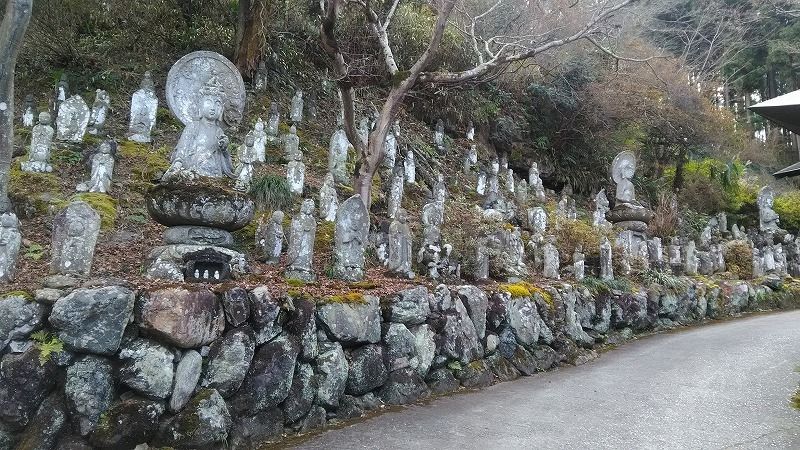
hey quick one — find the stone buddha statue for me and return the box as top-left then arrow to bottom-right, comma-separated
165,77 -> 234,179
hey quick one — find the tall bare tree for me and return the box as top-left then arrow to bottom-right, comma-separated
0,0 -> 33,213
321,0 -> 641,206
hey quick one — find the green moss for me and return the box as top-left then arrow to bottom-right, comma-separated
315,221 -> 335,253
500,282 -> 532,298
119,141 -> 170,182
349,280 -> 378,290
286,278 -> 307,287
82,134 -> 102,146
9,160 -> 61,196
791,389 -> 800,410
321,292 -> 366,304
70,193 -> 118,230
1,290 -> 33,301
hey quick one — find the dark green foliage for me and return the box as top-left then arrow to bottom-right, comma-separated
250,174 -> 293,212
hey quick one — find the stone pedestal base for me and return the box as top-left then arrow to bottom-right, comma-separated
145,244 -> 247,282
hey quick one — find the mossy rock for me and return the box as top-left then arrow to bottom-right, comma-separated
68,193 -> 118,230
119,141 -> 170,182
147,177 -> 255,231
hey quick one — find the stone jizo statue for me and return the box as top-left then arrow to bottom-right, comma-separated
128,72 -> 158,143
404,150 -> 416,184
758,186 -> 780,232
257,211 -> 284,264
387,167 -> 404,219
77,140 -> 116,194
56,95 -> 90,142
290,90 -> 304,123
252,118 -> 267,163
319,173 -> 339,222
333,195 -> 370,281
285,199 -> 316,282
54,74 -> 69,114
593,189 -> 611,230
88,89 -> 110,135
329,124 -> 350,184
284,125 -> 301,161
22,94 -> 35,127
266,102 -> 280,141
235,134 -> 258,191
22,112 -> 54,173
51,201 -> 101,276
0,213 -> 22,282
388,208 -> 414,279
612,151 -> 639,206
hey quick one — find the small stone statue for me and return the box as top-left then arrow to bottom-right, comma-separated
542,235 -> 560,279
333,195 -> 370,281
357,117 -> 370,146
418,200 -> 444,268
382,121 -> 399,169
22,112 -> 55,173
433,173 -> 446,204
573,245 -> 585,281
290,90 -> 304,124
256,211 -> 284,264
286,160 -> 305,195
77,140 -> 116,194
505,168 -> 515,194
54,74 -> 69,114
683,240 -> 698,276
404,149 -> 416,184
328,122 -> 350,184
284,125 -> 301,161
528,207 -> 547,234
266,102 -> 280,142
252,118 -> 268,163
516,180 -> 529,206
388,208 -> 415,279
600,237 -> 614,281
593,189 -> 611,230
488,156 -> 500,194
476,171 -> 486,195
528,162 -> 546,202
22,94 -> 35,127
235,134 -> 258,191
285,199 -> 316,281
387,166 -> 404,219
612,151 -> 638,206
0,213 -> 22,282
758,186 -> 781,233
88,89 -> 111,135
319,173 -> 339,222
50,201 -> 101,276
434,119 -> 445,153
56,95 -> 90,142
254,60 -> 269,90
128,72 -> 158,143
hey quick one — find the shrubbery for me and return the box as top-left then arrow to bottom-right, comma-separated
774,191 -> 800,232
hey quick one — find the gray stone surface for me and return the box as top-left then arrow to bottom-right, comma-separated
56,95 -> 90,142
159,389 -> 232,448
291,90 -> 304,123
163,225 -> 235,248
65,356 -> 114,435
411,324 -> 436,377
315,341 -> 349,408
229,408 -> 284,450
202,327 -> 256,398
50,201 -> 101,276
0,347 -> 58,428
135,287 -> 225,348
13,394 -> 67,450
456,285 -> 488,339
256,211 -> 285,264
758,186 -> 781,232
50,286 -> 134,355
438,297 -> 483,364
383,286 -> 431,325
346,344 -> 387,396
22,112 -> 54,173
387,168 -> 404,219
0,293 -> 45,352
286,160 -> 305,195
388,209 -> 415,279
319,173 -> 339,222
317,295 -> 381,344
222,287 -> 250,327
334,195 -> 370,281
283,363 -> 317,423
230,334 -> 299,414
170,350 -> 203,412
383,323 -> 417,371
88,89 -> 110,135
78,141 -> 115,193
379,367 -> 429,405
89,397 -> 164,448
328,127 -> 350,184
118,338 -> 175,399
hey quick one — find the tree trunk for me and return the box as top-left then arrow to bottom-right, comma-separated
0,0 -> 33,213
234,0 -> 267,80
673,146 -> 687,192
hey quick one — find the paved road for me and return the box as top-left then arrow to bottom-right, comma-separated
294,311 -> 800,450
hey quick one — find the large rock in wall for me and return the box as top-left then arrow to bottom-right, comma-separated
0,278 -> 776,448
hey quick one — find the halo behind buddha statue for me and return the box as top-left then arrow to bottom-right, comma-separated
606,150 -> 654,232
165,51 -> 246,129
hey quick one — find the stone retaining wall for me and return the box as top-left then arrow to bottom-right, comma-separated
0,277 -> 785,449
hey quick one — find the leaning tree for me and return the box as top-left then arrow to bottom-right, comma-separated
0,0 -> 33,213
319,0 -> 642,205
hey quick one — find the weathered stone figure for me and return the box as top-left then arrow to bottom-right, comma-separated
286,160 -> 305,195
419,200 -> 444,265
383,121 -> 399,169
613,151 -> 638,205
257,210 -> 284,264
54,73 -> 69,114
542,235 -> 560,279
476,171 -> 486,195
163,51 -> 246,178
505,168 -> 515,194
573,246 -> 585,281
404,149 -> 416,184
284,125 -> 301,161
0,213 -> 22,282
266,102 -> 280,141
285,199 -> 316,281
488,156 -> 500,194
593,189 -> 611,229
334,195 -> 370,281
357,117 -> 370,146
22,94 -> 34,127
51,201 -> 101,276
528,207 -> 547,234
319,173 -> 339,222
252,118 -> 267,163
128,72 -> 158,143
56,95 -> 90,142
387,166 -> 404,219
328,122 -> 350,184
290,89 -> 304,124
528,162 -> 546,202
683,240 -> 698,276
758,186 -> 780,232
434,119 -> 445,152
235,134 -> 257,191
78,140 -> 116,194
516,180 -> 529,206
433,173 -> 446,204
22,112 -> 54,173
254,60 -> 268,90
88,89 -> 110,135
388,208 -> 415,279
600,237 -> 614,281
